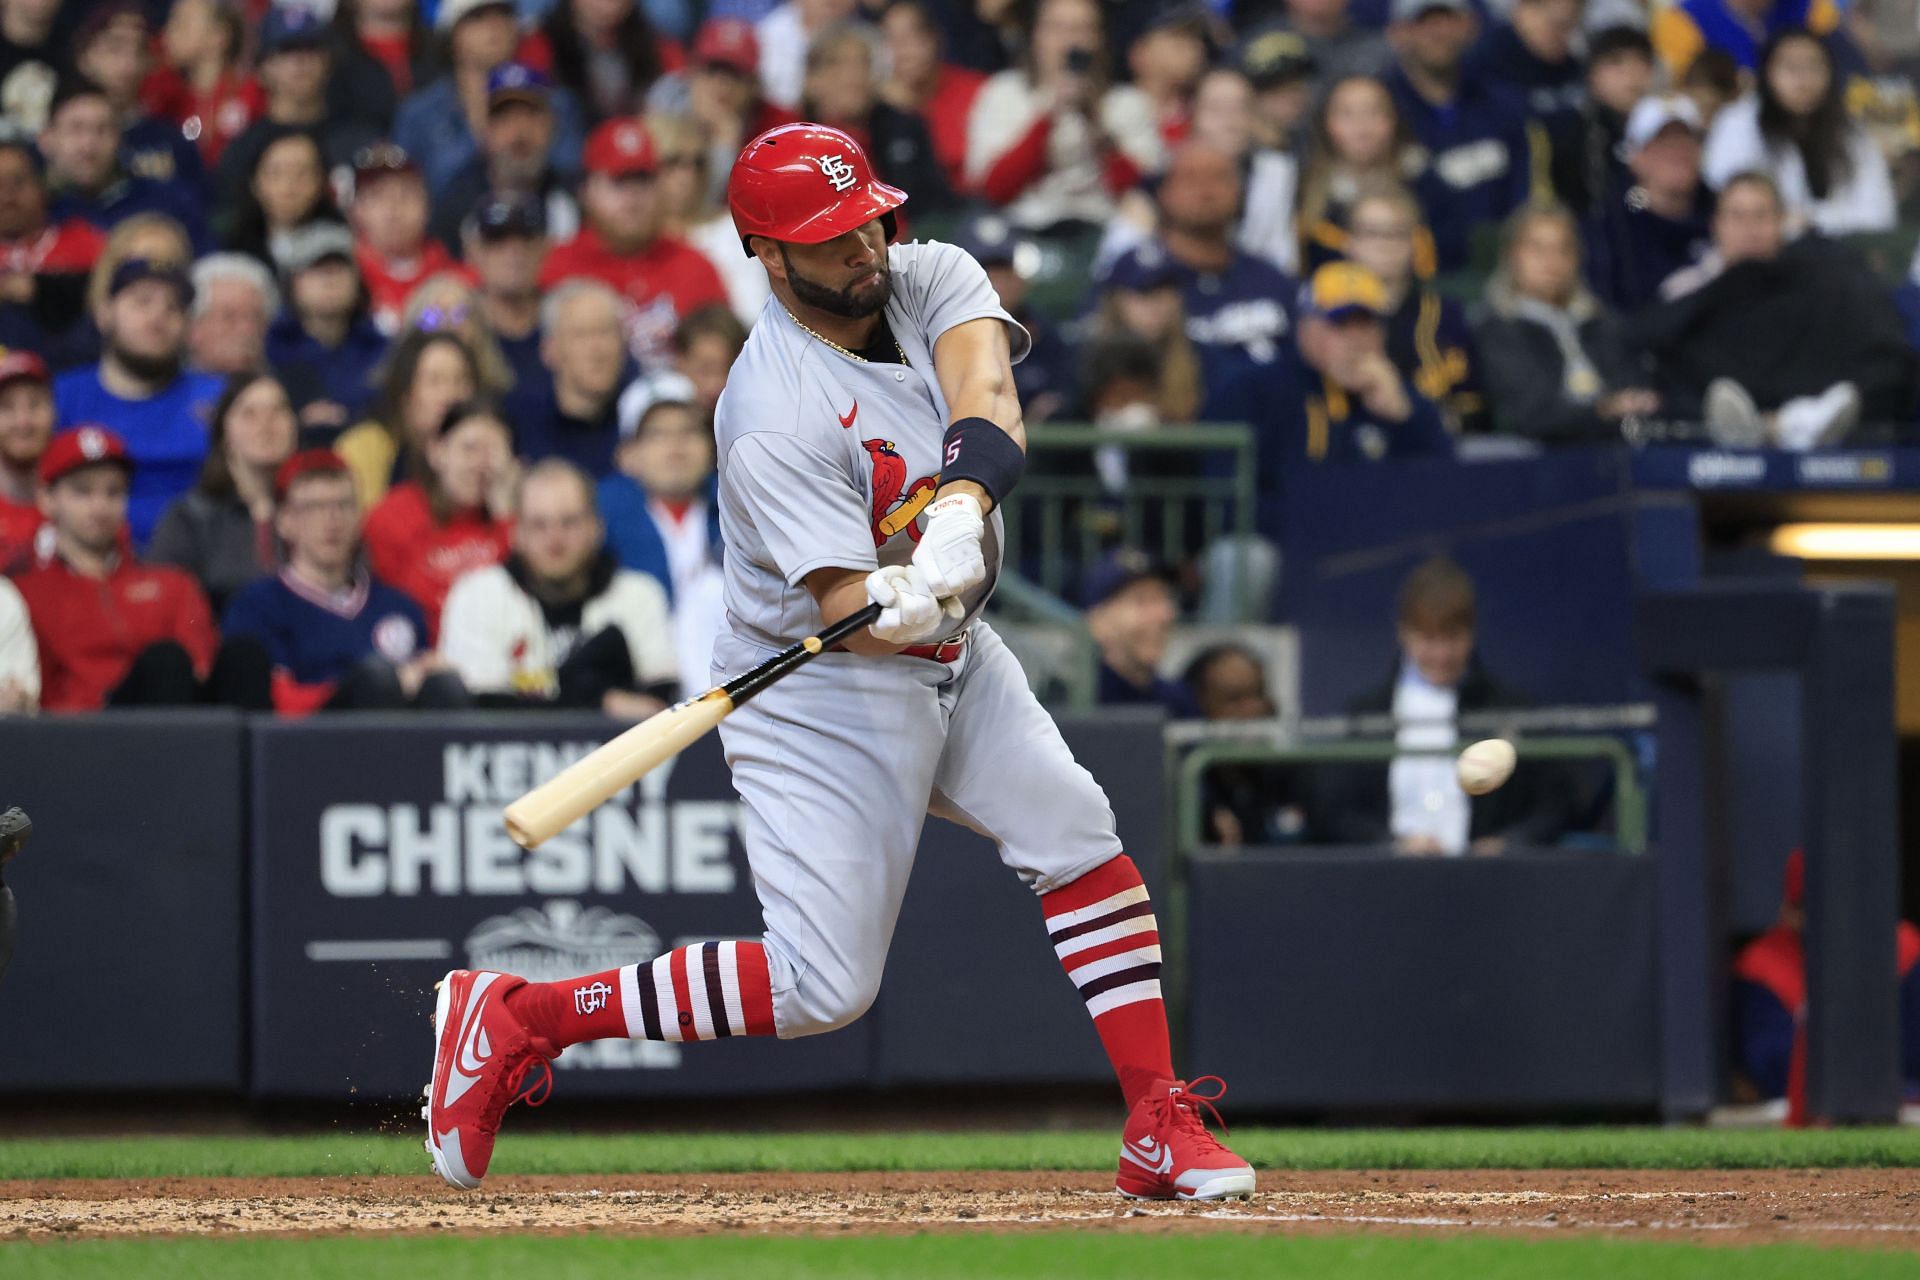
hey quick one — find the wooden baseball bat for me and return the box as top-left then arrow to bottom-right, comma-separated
503,603 -> 883,848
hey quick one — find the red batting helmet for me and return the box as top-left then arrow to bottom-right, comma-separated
727,122 -> 907,258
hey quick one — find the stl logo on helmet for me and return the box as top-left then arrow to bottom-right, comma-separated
816,153 -> 858,193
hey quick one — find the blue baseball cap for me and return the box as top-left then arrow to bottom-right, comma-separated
469,192 -> 547,240
954,212 -> 1031,270
259,5 -> 328,56
1083,548 -> 1176,610
1101,242 -> 1183,294
108,257 -> 193,304
487,62 -> 551,112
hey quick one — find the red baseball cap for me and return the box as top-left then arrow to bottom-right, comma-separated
584,117 -> 657,179
0,349 -> 49,391
39,425 -> 131,486
274,448 -> 351,501
693,18 -> 759,75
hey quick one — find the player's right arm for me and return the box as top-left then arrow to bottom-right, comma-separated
805,567 -> 908,657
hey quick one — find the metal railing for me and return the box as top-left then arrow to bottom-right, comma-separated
1171,734 -> 1649,856
1002,423 -> 1257,601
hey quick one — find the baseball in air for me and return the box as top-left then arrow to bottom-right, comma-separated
1456,739 -> 1518,796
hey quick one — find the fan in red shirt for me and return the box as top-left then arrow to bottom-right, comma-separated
140,0 -> 264,169
877,1 -> 986,195
362,400 -> 515,641
13,426 -> 267,712
350,142 -> 455,334
0,351 -> 52,572
0,135 -> 107,346
540,117 -> 727,368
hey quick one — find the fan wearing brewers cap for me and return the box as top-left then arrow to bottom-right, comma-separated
1256,262 -> 1449,524
1243,0 -> 1389,94
52,257 -> 223,547
348,142 -> 455,334
461,194 -> 555,428
539,117 -> 728,369
393,0 -> 587,199
429,65 -> 582,252
0,351 -> 54,572
14,424 -> 272,712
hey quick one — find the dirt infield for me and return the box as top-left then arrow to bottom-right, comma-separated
7,1169 -> 1920,1248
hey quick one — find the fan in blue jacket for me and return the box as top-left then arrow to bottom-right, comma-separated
598,372 -> 722,606
1248,263 -> 1452,538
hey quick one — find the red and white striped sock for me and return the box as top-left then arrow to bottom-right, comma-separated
1041,854 -> 1173,1108
505,941 -> 778,1049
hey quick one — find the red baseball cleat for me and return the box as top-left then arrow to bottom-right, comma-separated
422,969 -> 557,1189
1114,1076 -> 1256,1200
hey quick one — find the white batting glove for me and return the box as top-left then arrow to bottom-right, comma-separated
866,565 -> 965,646
912,493 -> 987,601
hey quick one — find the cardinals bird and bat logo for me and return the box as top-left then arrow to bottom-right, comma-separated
862,438 -> 938,548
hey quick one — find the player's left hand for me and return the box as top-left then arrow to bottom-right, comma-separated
914,493 -> 987,600
867,565 -> 965,645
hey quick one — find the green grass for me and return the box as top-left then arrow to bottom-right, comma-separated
6,1233 -> 1919,1280
6,1127 -> 1920,1180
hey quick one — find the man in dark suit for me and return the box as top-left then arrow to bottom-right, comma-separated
1307,556 -> 1570,853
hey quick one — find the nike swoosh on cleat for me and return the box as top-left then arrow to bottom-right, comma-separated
442,973 -> 500,1107
838,400 -> 858,429
1120,1141 -> 1174,1175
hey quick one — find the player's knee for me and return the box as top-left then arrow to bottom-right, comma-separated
780,970 -> 881,1037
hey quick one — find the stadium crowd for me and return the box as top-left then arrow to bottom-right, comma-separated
0,0 -> 1917,720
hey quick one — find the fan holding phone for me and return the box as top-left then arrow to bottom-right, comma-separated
963,0 -> 1168,232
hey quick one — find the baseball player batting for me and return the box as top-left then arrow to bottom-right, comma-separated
423,123 -> 1254,1201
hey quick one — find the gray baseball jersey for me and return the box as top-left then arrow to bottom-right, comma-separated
706,237 -> 1121,1040
713,239 -> 1032,650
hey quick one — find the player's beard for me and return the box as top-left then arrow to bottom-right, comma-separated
781,247 -> 893,319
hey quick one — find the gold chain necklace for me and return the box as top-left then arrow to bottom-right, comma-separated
782,304 -> 908,366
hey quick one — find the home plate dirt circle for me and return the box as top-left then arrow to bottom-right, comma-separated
6,1170 -> 1920,1247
